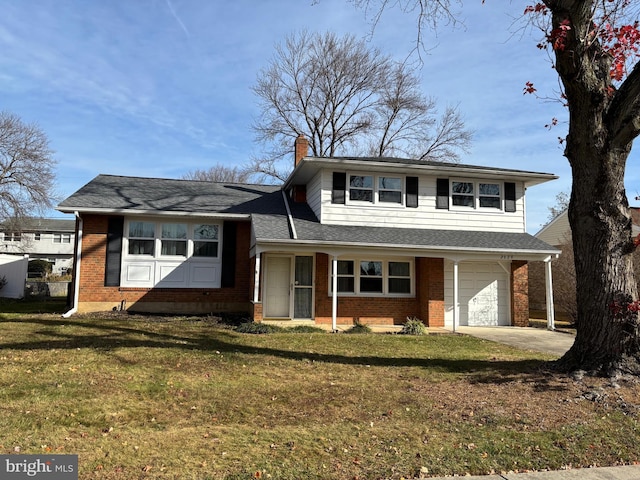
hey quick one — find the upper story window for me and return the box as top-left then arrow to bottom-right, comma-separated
4,232 -> 21,242
378,177 -> 402,204
452,181 -> 474,207
336,173 -> 413,206
53,233 -> 72,244
34,233 -> 41,241
479,183 -> 501,209
349,175 -> 374,202
450,180 -> 502,210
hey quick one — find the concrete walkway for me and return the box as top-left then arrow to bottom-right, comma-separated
453,326 -> 575,356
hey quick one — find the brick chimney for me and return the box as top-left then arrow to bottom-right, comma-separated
294,134 -> 309,168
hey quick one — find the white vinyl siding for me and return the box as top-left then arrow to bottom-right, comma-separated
320,171 -> 526,233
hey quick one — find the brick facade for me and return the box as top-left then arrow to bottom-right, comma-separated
511,260 -> 529,327
312,254 -> 445,326
76,214 -> 253,314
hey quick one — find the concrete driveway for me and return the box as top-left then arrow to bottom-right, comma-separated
453,326 -> 575,356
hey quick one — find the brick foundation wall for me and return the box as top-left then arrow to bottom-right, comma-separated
511,260 -> 529,327
76,215 -> 252,314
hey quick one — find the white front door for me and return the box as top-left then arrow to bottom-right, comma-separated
264,256 -> 291,318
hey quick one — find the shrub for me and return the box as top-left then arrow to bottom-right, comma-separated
28,259 -> 52,278
344,320 -> 371,334
0,276 -> 7,291
401,317 -> 426,335
286,325 -> 326,334
235,322 -> 284,334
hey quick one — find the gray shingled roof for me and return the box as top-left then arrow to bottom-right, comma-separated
0,218 -> 75,232
58,175 -> 283,215
253,200 -> 559,254
58,174 -> 558,254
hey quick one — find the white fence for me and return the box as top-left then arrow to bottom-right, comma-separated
0,254 -> 29,299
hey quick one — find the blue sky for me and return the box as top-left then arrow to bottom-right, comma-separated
1,0 -> 638,233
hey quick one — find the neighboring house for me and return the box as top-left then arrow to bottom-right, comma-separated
57,137 -> 560,329
530,208 -> 640,320
0,218 -> 76,275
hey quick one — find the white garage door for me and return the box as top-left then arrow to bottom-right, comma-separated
444,262 -> 510,327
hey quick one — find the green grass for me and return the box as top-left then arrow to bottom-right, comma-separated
0,313 -> 638,479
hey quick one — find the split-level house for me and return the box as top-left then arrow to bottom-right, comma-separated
0,218 -> 76,275
57,137 -> 560,329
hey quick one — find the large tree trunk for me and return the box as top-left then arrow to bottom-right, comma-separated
560,138 -> 640,375
547,1 -> 640,375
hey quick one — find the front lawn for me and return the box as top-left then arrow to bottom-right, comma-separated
0,313 -> 638,479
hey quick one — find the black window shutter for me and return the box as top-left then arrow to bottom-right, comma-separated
104,216 -> 124,286
332,172 -> 346,204
505,182 -> 516,212
406,176 -> 419,208
221,221 -> 237,288
436,178 -> 449,209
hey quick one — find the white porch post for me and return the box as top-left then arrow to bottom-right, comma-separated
544,256 -> 556,330
253,253 -> 261,303
453,260 -> 460,332
332,255 -> 338,332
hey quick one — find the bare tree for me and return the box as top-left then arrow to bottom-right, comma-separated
0,111 -> 57,223
181,164 -> 252,183
349,1 -> 640,376
251,31 -> 471,179
544,191 -> 570,226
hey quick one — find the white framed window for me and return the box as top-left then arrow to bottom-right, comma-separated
451,180 -> 502,210
479,183 -> 501,209
378,176 -> 403,204
4,232 -> 22,242
161,223 -> 187,256
452,181 -> 474,207
193,224 -> 219,257
346,173 -> 406,206
349,175 -> 374,202
53,233 -> 72,243
330,258 -> 413,296
128,221 -> 155,255
122,218 -> 223,289
125,220 -> 221,260
34,233 -> 41,241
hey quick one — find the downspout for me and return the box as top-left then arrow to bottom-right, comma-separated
63,211 -> 82,318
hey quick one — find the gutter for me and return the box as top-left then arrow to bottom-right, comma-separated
62,211 -> 83,318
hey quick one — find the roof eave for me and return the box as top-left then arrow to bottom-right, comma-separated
56,206 -> 252,219
284,157 -> 558,189
254,237 -> 561,257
